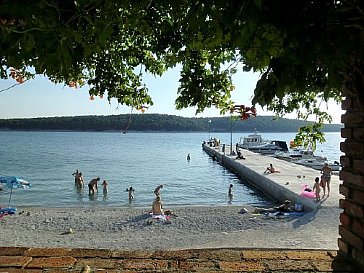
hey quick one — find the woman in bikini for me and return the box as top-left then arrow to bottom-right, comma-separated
320,162 -> 333,197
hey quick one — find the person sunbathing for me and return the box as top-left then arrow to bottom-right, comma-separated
253,200 -> 291,214
152,196 -> 164,215
264,164 -> 280,174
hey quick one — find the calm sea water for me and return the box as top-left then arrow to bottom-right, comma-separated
0,131 -> 342,208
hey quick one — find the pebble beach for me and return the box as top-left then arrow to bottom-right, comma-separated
0,204 -> 340,251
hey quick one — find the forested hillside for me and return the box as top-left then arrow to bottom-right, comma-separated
0,114 -> 342,132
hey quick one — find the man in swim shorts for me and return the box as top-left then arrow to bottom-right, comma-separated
154,184 -> 163,197
88,177 -> 100,195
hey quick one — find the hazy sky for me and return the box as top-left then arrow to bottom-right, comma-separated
0,68 -> 343,123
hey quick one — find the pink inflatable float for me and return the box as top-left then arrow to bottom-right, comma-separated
300,184 -> 316,198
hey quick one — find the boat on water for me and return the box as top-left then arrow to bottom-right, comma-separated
274,148 -> 327,162
238,131 -> 268,148
295,158 -> 341,171
247,140 -> 288,155
238,131 -> 288,155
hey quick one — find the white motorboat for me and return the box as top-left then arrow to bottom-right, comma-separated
247,140 -> 289,155
274,149 -> 327,162
238,131 -> 288,155
296,158 -> 341,171
238,131 -> 269,149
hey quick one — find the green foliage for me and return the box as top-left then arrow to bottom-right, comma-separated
0,0 -> 363,146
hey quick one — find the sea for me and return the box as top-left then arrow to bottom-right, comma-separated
0,131 -> 342,208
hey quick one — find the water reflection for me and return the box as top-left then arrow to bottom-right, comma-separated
88,192 -> 98,201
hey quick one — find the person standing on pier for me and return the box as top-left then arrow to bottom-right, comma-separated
320,162 -> 333,197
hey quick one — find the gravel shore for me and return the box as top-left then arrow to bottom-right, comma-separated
0,204 -> 340,250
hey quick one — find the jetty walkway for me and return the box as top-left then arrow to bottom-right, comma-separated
202,143 -> 342,211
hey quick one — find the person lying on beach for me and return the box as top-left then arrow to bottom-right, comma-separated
88,177 -> 100,195
154,184 -> 163,197
252,200 -> 291,214
152,196 -> 163,215
264,164 -> 280,174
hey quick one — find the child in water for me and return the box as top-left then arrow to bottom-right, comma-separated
102,180 -> 108,194
228,184 -> 234,201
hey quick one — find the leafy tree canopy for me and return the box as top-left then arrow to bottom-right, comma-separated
1,0 -> 363,147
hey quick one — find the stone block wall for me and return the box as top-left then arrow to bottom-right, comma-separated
339,95 -> 364,267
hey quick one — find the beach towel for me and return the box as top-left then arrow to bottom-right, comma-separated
149,213 -> 170,221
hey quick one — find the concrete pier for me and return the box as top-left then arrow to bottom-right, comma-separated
203,143 -> 342,211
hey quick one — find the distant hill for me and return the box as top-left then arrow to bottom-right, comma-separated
0,114 -> 343,132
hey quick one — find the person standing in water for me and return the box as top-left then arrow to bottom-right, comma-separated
127,186 -> 135,201
72,169 -> 80,184
187,154 -> 191,161
228,184 -> 234,201
102,180 -> 108,194
88,177 -> 100,195
154,184 -> 163,197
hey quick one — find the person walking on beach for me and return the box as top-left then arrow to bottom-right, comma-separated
320,162 -> 333,197
127,186 -> 135,201
313,177 -> 321,202
88,177 -> 100,195
228,184 -> 234,201
154,184 -> 163,197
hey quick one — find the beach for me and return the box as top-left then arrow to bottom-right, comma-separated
0,204 -> 340,251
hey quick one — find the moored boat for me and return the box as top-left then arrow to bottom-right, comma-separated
238,131 -> 288,155
295,158 -> 341,171
247,140 -> 288,155
238,131 -> 269,149
274,148 -> 327,162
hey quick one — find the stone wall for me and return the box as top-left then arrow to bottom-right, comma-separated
339,95 -> 364,266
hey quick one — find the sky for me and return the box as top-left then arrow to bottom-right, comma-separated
0,68 -> 344,124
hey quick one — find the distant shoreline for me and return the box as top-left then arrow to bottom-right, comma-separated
0,129 -> 342,133
0,114 -> 343,132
